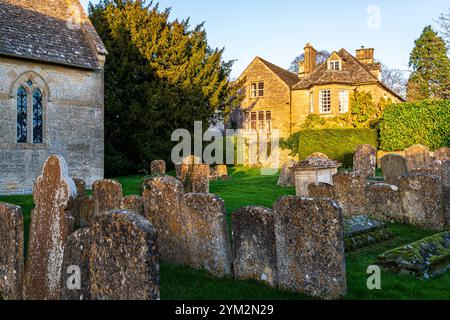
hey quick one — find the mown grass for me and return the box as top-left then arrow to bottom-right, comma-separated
1,167 -> 448,300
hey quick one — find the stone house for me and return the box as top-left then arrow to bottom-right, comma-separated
0,0 -> 107,195
237,43 -> 404,138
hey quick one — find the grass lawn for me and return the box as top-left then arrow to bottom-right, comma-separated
1,167 -> 449,300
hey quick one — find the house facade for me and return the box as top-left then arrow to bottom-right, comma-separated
0,0 -> 107,195
237,44 -> 404,138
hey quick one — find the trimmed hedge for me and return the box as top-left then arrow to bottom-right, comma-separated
282,128 -> 378,167
379,100 -> 450,151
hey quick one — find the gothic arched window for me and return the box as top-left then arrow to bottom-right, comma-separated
33,88 -> 43,144
17,86 -> 27,143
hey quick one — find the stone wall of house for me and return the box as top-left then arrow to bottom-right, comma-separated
0,56 -> 104,194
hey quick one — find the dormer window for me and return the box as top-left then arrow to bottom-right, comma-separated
328,60 -> 341,71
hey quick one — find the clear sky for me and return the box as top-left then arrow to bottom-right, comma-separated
80,0 -> 450,79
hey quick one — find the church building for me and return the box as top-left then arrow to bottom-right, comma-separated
0,0 -> 107,194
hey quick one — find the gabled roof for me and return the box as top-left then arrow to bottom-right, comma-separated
0,0 -> 107,70
256,57 -> 300,88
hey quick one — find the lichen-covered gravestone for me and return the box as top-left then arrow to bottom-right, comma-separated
210,165 -> 229,180
443,184 -> 450,228
120,195 -> 144,216
23,155 -> 77,300
232,206 -> 277,287
277,160 -> 296,187
381,154 -> 408,187
399,173 -> 446,231
60,228 -> 91,300
188,164 -> 210,193
77,196 -> 94,227
89,211 -> 160,300
308,182 -> 335,198
365,183 -> 404,223
343,215 -> 393,251
411,160 -> 450,185
274,196 -> 347,300
0,203 -> 24,300
353,144 -> 377,177
181,193 -> 232,277
332,172 -> 367,216
434,147 -> 450,161
92,179 -> 123,217
151,160 -> 166,176
405,144 -> 431,171
71,178 -> 87,227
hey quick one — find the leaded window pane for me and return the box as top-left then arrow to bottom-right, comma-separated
17,86 -> 27,143
33,89 -> 43,144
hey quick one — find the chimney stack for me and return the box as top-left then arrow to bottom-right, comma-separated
303,43 -> 317,77
356,46 -> 374,64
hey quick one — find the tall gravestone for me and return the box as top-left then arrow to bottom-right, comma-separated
366,183 -> 404,223
232,206 -> 277,287
381,154 -> 408,186
353,144 -> 377,177
23,155 -> 77,300
0,203 -> 24,300
92,179 -> 123,217
274,196 -> 346,300
332,172 -> 367,216
405,144 -> 431,171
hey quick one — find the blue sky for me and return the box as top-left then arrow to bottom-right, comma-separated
80,0 -> 450,79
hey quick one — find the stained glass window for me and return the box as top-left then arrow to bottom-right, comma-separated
33,88 -> 43,144
17,86 -> 27,143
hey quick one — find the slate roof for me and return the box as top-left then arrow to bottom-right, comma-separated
257,57 -> 300,88
0,0 -> 107,70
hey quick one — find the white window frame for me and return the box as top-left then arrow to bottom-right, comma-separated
328,60 -> 341,71
319,90 -> 331,114
250,81 -> 264,98
339,90 -> 349,113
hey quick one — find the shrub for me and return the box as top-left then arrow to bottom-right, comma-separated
379,100 -> 450,151
282,128 -> 379,167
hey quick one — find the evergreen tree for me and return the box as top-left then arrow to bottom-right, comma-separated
407,26 -> 450,101
89,0 -> 239,175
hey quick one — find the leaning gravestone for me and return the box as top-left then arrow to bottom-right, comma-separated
151,160 -> 166,176
332,172 -> 368,216
0,203 -> 24,300
273,196 -> 346,299
381,154 -> 408,186
434,147 -> 450,161
60,228 -> 92,300
89,210 -> 160,300
121,195 -> 144,216
308,182 -> 335,198
365,183 -> 404,223
405,144 -> 431,171
23,155 -> 77,300
92,179 -> 123,217
353,144 -> 377,177
181,193 -> 232,277
399,173 -> 446,231
232,206 -> 277,287
277,160 -> 296,187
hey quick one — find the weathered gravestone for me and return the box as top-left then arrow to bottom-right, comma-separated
231,206 -> 277,287
365,183 -> 404,223
273,196 -> 347,300
353,144 -> 377,177
443,184 -> 450,228
210,165 -> 229,180
0,203 -> 24,300
176,155 -> 202,182
378,232 -> 450,278
181,194 -> 232,277
92,179 -> 123,217
332,172 -> 367,216
60,228 -> 91,300
381,154 -> 408,186
434,147 -> 450,161
121,195 -> 144,216
411,160 -> 450,185
277,160 -> 296,187
23,155 -> 77,300
405,144 -> 431,171
89,210 -> 159,300
308,182 -> 335,198
399,173 -> 446,231
151,160 -> 166,176
188,164 -> 210,193
77,196 -> 94,227
71,178 -> 87,227
343,215 -> 393,251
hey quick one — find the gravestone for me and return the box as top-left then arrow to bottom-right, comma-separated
0,203 -> 24,300
121,195 -> 144,216
181,193 -> 232,277
353,144 -> 377,177
274,196 -> 346,299
60,228 -> 91,300
399,173 -> 446,231
308,182 -> 335,198
344,215 -> 393,251
176,155 -> 202,182
332,172 -> 367,216
71,178 -> 87,227
411,160 -> 450,185
405,144 -> 431,171
188,164 -> 210,193
277,160 -> 296,187
231,206 -> 277,287
23,155 -> 77,300
210,165 -> 229,180
89,211 -> 160,300
434,147 -> 450,161
78,196 -> 94,227
381,154 -> 408,186
443,184 -> 450,228
151,160 -> 166,176
366,183 -> 404,223
92,179 -> 123,217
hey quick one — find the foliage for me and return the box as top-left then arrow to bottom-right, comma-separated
381,62 -> 407,99
281,128 -> 378,167
89,0 -> 240,175
288,49 -> 330,74
379,99 -> 450,151
407,26 -> 450,101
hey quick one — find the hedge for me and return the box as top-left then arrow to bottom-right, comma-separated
379,100 -> 450,151
281,128 -> 378,167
